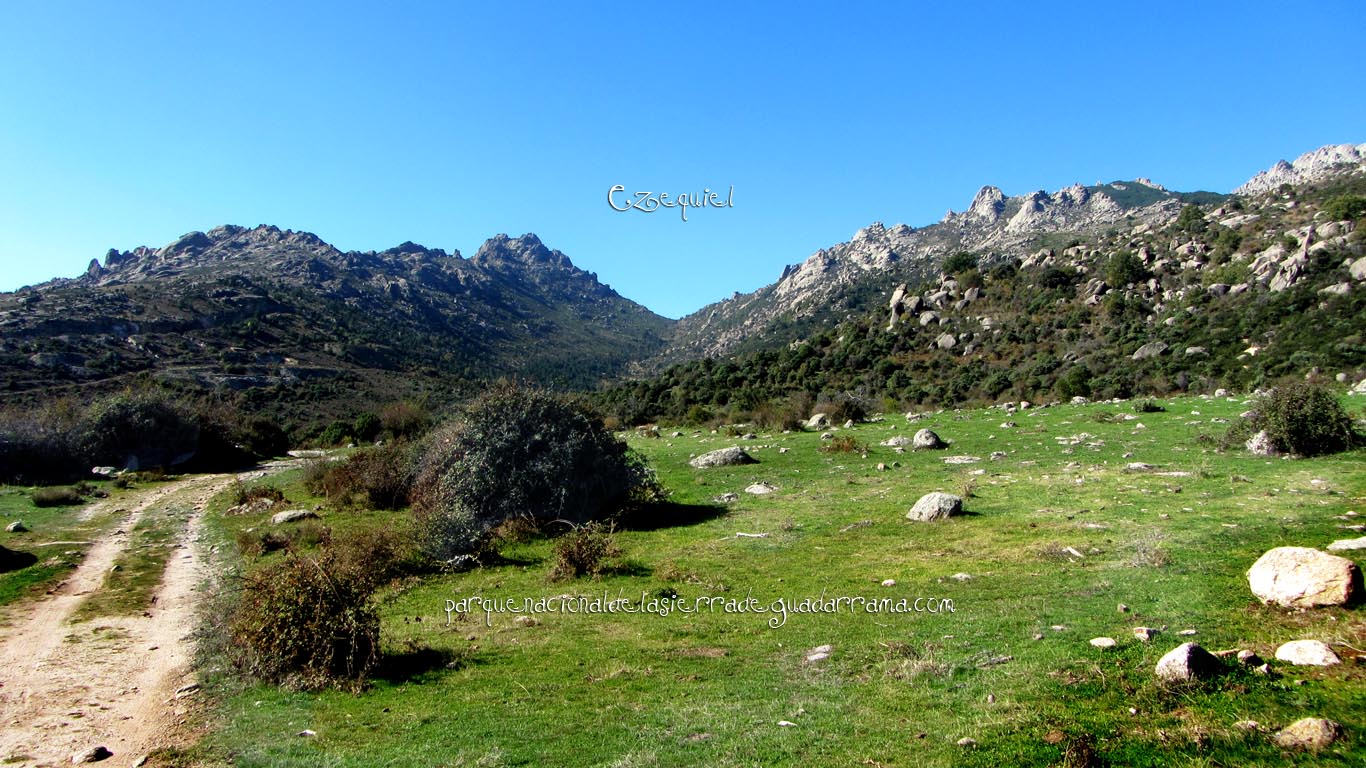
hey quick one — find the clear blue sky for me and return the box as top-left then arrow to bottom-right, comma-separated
1,1 -> 1362,317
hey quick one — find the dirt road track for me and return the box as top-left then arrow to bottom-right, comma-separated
0,464 -> 290,767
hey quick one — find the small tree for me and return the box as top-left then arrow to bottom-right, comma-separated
1252,382 -> 1358,457
1104,250 -> 1149,287
941,251 -> 979,277
1175,204 -> 1207,234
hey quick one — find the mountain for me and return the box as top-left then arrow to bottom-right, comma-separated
1235,143 -> 1366,196
598,148 -> 1366,424
0,226 -> 672,425
656,179 -> 1226,365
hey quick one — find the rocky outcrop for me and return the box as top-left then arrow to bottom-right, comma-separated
1236,143 -> 1366,195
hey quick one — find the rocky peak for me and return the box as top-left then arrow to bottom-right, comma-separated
967,186 -> 1006,221
1236,142 -> 1366,195
471,233 -> 571,270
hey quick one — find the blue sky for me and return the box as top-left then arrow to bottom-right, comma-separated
1,1 -> 1362,317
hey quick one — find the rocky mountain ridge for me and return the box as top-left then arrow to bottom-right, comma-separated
1235,143 -> 1366,196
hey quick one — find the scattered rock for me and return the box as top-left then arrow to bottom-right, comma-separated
1089,637 -> 1117,649
906,492 -> 963,522
949,572 -> 972,581
942,455 -> 981,465
1274,639 -> 1341,667
689,447 -> 758,468
1247,546 -> 1361,608
1326,536 -> 1366,552
1132,341 -> 1168,361
1132,627 -> 1159,642
744,482 -> 777,495
804,644 -> 833,663
1272,717 -> 1343,751
513,615 -> 538,628
1,544 -> 38,573
806,413 -> 830,428
912,429 -> 947,450
956,737 -> 977,748
881,578 -> 896,587
1154,642 -> 1222,683
1236,649 -> 1263,666
6,521 -> 27,533
72,746 -> 113,763
713,493 -> 739,503
880,436 -> 912,447
1245,430 -> 1278,456
271,509 -> 319,525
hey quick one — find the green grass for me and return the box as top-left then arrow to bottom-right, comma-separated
0,481 -> 123,610
193,395 -> 1365,766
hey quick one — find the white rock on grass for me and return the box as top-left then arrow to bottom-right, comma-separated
1326,536 -> 1366,552
744,482 -> 777,495
1089,637 -> 1117,649
689,447 -> 758,469
1247,546 -> 1361,608
1154,642 -> 1221,683
912,429 -> 946,450
271,509 -> 319,525
906,492 -> 962,522
1274,639 -> 1341,667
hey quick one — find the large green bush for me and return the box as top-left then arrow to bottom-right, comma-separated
80,392 -> 200,470
412,382 -> 651,563
1252,381 -> 1358,457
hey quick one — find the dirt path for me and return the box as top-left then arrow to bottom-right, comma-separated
0,463 -> 290,767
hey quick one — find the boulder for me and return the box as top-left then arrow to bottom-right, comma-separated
1273,718 -> 1343,751
1131,341 -> 1169,361
271,509 -> 320,525
934,332 -> 957,350
744,482 -> 776,495
1274,639 -> 1341,667
805,413 -> 830,429
6,520 -> 28,533
1247,546 -> 1361,608
1350,256 -> 1366,282
906,492 -> 962,522
689,447 -> 758,469
880,436 -> 912,447
1154,642 -> 1221,683
912,429 -> 946,450
72,746 -> 113,763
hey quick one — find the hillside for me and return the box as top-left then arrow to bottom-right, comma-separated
0,227 -> 672,426
599,162 -> 1366,424
654,179 -> 1229,366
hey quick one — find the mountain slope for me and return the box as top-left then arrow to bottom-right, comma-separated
0,226 -> 672,422
657,180 -> 1227,366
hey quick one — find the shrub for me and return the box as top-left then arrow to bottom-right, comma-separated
820,435 -> 866,454
549,522 -> 623,581
310,441 -> 419,510
1250,382 -> 1358,457
411,382 -> 652,562
942,251 -> 979,276
379,401 -> 431,440
229,547 -> 379,690
231,481 -> 286,507
32,486 -> 84,507
1056,366 -> 1092,399
353,412 -> 382,443
1132,400 -> 1166,414
1323,194 -> 1366,222
328,527 -> 429,592
1104,251 -> 1149,287
80,392 -> 200,472
317,420 -> 352,447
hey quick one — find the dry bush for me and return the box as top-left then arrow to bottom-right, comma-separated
548,522 -> 623,581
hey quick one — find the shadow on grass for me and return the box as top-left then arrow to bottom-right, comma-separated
0,545 -> 38,573
375,644 -> 471,683
615,502 -> 729,532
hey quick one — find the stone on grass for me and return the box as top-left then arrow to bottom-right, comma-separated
1245,430 -> 1278,456
271,509 -> 319,525
689,447 -> 758,468
1274,640 -> 1341,667
713,492 -> 739,503
1247,546 -> 1361,608
880,436 -> 912,447
1089,637 -> 1117,649
744,482 -> 777,495
912,429 -> 947,450
805,413 -> 830,429
906,492 -> 962,522
1132,627 -> 1159,641
1326,536 -> 1366,552
6,521 -> 27,533
1154,642 -> 1221,683
1272,718 -> 1343,750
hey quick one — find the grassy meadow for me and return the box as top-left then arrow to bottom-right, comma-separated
181,393 -> 1365,767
